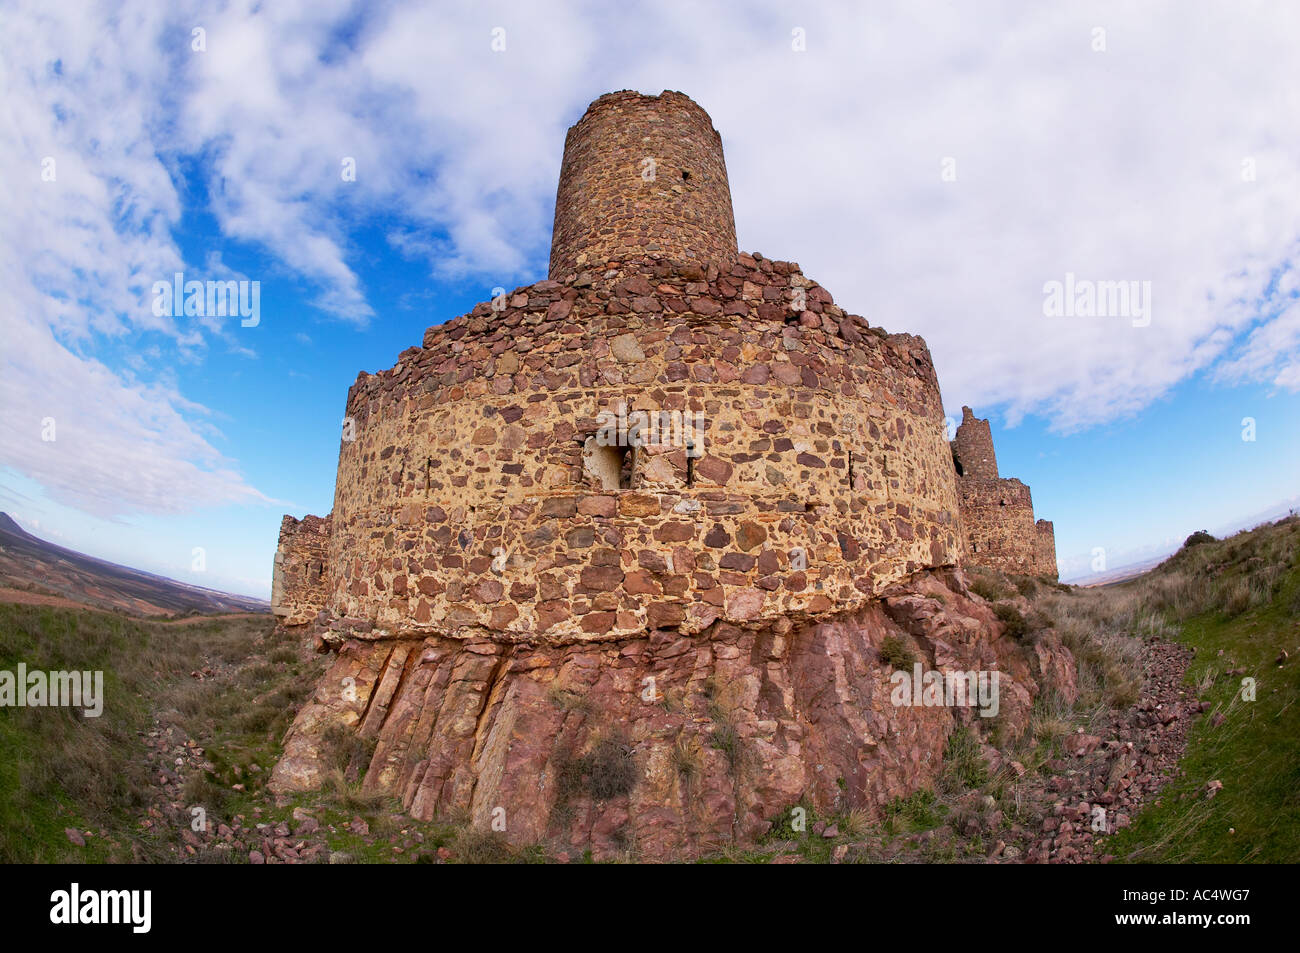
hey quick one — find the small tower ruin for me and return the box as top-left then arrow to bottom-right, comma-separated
951,407 -> 1058,579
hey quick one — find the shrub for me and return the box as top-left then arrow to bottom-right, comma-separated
969,573 -> 1012,602
992,602 -> 1030,640
878,634 -> 916,669
1183,530 -> 1215,548
555,735 -> 637,804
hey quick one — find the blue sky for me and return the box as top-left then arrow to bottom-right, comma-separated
1,1 -> 1297,597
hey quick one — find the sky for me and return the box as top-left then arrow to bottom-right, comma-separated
1,0 -> 1297,598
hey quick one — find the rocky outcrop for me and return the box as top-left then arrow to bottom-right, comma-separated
271,568 -> 1075,859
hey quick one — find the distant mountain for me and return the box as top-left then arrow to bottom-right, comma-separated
1069,555 -> 1167,588
0,513 -> 269,617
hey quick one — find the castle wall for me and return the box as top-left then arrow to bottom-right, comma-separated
271,88 -> 1075,859
327,254 -> 964,643
951,405 -> 998,479
549,91 -> 738,280
1034,519 -> 1059,579
951,407 -> 1058,578
956,477 -> 1042,576
271,513 -> 332,626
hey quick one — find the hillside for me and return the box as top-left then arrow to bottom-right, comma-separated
1093,517 -> 1300,861
0,513 -> 268,617
2,517 -> 1294,864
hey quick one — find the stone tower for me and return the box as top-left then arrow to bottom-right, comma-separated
950,407 -> 1058,579
951,406 -> 998,479
269,90 -> 1074,860
549,90 -> 738,280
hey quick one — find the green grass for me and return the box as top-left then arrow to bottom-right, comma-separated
1100,518 -> 1300,862
0,604 -> 295,862
0,606 -> 150,861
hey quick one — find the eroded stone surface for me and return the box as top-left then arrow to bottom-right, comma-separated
271,568 -> 1075,859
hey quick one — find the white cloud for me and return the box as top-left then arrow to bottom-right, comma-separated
2,0 -> 1298,525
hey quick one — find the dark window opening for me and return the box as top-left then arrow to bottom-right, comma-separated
686,442 -> 696,487
618,445 -> 635,489
846,449 -> 854,489
682,170 -> 692,181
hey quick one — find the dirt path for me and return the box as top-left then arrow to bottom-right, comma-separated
997,637 -> 1199,863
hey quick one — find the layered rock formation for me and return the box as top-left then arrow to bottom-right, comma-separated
273,567 -> 1075,858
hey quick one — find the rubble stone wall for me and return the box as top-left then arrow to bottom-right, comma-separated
327,254 -> 964,643
549,90 -> 738,280
271,514 -> 332,626
951,405 -> 998,480
1034,519 -> 1059,579
956,477 -> 1042,576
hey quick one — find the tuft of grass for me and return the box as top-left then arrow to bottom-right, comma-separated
546,682 -> 592,713
453,827 -> 516,864
992,602 -> 1030,640
878,634 -> 916,669
671,735 -> 703,787
939,728 -> 988,794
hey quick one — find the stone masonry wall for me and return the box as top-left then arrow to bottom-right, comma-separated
271,513 -> 332,626
549,91 -> 738,280
326,253 -> 964,644
951,405 -> 998,479
957,477 -> 1042,576
951,406 -> 1057,578
1034,519 -> 1059,580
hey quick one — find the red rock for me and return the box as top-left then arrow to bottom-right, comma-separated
726,587 -> 765,620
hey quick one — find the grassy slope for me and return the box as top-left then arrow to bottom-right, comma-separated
0,604 -> 294,862
1102,518 -> 1300,862
0,605 -> 167,861
0,602 -> 530,864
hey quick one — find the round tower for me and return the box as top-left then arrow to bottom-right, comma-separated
548,90 -> 738,279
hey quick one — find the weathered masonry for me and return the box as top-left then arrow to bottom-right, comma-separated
268,90 -> 1071,859
951,406 -> 1058,579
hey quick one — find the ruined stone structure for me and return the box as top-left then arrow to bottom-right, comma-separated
270,514 -> 331,626
1034,520 -> 1058,576
550,91 -> 738,280
268,90 -> 1071,858
951,407 -> 1058,579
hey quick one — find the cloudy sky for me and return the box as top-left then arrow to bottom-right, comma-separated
1,0 -> 1297,596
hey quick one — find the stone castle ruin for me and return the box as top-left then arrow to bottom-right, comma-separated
951,407 -> 1058,579
268,90 -> 1068,858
